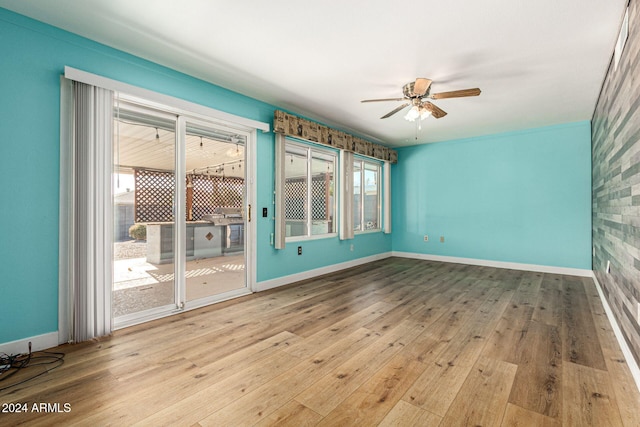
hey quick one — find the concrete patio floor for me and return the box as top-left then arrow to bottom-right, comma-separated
113,241 -> 245,317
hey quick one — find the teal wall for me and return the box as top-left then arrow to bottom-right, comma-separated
0,7 -> 592,347
391,121 -> 592,269
0,9 -> 391,345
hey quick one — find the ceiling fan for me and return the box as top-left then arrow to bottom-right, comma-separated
361,78 -> 481,121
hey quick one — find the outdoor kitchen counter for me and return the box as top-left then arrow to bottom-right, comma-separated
145,222 -> 224,264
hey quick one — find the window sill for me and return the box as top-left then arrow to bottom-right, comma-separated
286,233 -> 338,243
355,229 -> 383,235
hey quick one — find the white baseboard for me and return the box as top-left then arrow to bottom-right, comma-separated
391,251 -> 593,277
257,251 -> 593,292
255,252 -> 392,292
591,273 -> 640,393
0,332 -> 59,356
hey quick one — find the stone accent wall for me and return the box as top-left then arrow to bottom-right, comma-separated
592,0 -> 640,367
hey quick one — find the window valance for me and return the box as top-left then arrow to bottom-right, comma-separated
273,110 -> 398,164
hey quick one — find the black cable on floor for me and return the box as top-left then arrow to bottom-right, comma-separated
0,345 -> 65,392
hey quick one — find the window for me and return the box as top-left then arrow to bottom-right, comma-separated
284,140 -> 336,239
353,158 -> 381,232
614,7 -> 629,70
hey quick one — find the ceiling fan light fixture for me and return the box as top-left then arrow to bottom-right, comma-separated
404,107 -> 420,122
404,106 -> 431,122
419,107 -> 432,120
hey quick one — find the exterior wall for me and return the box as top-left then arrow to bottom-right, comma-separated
592,0 -> 640,367
392,121 -> 592,270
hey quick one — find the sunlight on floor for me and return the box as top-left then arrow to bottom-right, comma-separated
112,252 -> 246,317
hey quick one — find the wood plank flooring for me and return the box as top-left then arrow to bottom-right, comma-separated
1,258 -> 639,426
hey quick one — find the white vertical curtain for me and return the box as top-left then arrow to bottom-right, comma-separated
340,150 -> 354,240
70,82 -> 114,341
383,161 -> 391,234
274,133 -> 287,249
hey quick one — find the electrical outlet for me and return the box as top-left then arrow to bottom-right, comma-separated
440,236 -> 445,243
298,246 -> 302,255
350,244 -> 354,252
423,235 -> 429,242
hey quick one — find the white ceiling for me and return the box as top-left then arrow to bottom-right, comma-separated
0,0 -> 627,147
115,119 -> 246,178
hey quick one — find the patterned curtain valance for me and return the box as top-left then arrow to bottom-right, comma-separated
273,110 -> 398,164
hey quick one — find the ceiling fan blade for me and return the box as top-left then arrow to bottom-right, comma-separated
423,101 -> 447,119
381,103 -> 410,119
361,97 -> 406,103
413,78 -> 432,96
430,88 -> 481,99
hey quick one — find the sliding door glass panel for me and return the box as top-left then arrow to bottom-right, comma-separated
184,120 -> 247,302
112,105 -> 177,320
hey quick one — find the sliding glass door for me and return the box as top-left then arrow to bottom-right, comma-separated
112,100 -> 251,328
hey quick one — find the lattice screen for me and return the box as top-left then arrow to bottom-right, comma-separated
134,169 -> 244,222
311,179 -> 328,220
285,175 -> 331,220
285,178 -> 306,220
190,174 -> 243,220
135,169 -> 175,222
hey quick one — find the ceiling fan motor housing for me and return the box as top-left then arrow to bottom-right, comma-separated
403,81 -> 429,99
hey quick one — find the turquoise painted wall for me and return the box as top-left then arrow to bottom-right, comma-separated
0,7 -> 592,347
391,121 -> 592,269
0,9 -> 391,345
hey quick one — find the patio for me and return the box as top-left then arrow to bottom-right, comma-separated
113,240 -> 245,317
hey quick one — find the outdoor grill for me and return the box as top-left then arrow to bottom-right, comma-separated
202,207 -> 243,226
203,208 -> 244,253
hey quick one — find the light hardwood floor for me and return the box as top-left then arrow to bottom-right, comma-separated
1,258 -> 639,426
